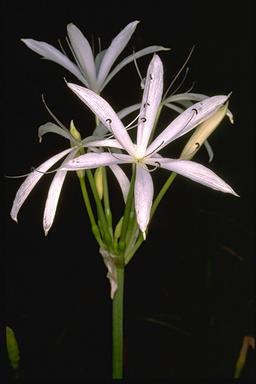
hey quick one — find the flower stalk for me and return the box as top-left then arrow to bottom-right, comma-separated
112,266 -> 125,379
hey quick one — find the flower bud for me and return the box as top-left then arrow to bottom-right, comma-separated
94,167 -> 104,200
180,103 -> 229,160
69,119 -> 82,141
114,216 -> 124,240
69,120 -> 85,178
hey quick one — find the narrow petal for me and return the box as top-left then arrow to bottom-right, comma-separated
10,148 -> 74,222
38,122 -> 76,143
164,103 -> 185,114
146,95 -> 230,156
67,83 -> 136,156
21,39 -> 88,86
83,138 -> 124,150
67,24 -> 97,90
101,45 -> 170,92
136,54 -> 163,158
43,149 -> 78,235
163,92 -> 207,105
61,152 -> 133,170
97,21 -> 139,87
148,157 -> 239,196
109,164 -> 130,202
117,103 -> 141,120
135,165 -> 154,237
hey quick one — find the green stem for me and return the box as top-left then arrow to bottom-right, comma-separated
119,165 -> 136,253
126,172 -> 177,264
151,172 -> 177,218
112,266 -> 125,379
86,169 -> 112,248
103,167 -> 113,237
78,176 -> 103,247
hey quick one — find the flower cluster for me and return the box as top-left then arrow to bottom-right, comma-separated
10,22 -> 238,294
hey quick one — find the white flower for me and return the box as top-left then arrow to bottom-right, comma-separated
61,55 -> 238,238
10,122 -> 130,235
22,21 -> 169,93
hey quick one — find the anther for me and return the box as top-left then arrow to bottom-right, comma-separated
106,118 -> 112,124
140,117 -> 147,122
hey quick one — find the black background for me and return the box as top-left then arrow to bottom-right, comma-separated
3,0 -> 255,381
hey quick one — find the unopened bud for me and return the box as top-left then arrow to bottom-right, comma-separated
180,103 -> 229,160
94,167 -> 104,200
69,120 -> 85,178
69,120 -> 82,141
114,216 -> 123,240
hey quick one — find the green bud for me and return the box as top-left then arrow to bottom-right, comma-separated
114,216 -> 124,240
180,103 -> 229,160
69,119 -> 82,141
94,167 -> 104,200
69,120 -> 85,178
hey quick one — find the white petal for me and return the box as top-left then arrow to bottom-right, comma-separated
38,122 -> 75,143
163,92 -> 207,104
61,152 -> 133,170
136,54 -> 163,157
83,138 -> 124,150
148,157 -> 239,196
101,45 -> 170,92
67,83 -> 136,156
117,103 -> 141,120
146,95 -> 230,156
43,149 -> 78,235
109,164 -> 130,202
21,39 -> 88,86
135,165 -> 154,237
96,21 -> 139,87
67,24 -> 97,90
10,148 -> 74,222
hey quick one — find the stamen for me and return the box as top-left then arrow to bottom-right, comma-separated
144,141 -> 165,158
181,107 -> 198,130
163,45 -> 195,100
107,148 -> 124,161
169,66 -> 189,96
98,36 -> 101,54
125,111 -> 142,129
132,49 -> 145,89
5,166 -> 62,179
58,38 -> 66,55
147,161 -> 160,172
41,95 -> 69,133
195,142 -> 200,149
140,117 -> 147,123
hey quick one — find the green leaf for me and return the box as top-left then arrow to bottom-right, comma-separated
6,326 -> 20,371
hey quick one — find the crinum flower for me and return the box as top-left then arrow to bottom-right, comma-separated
22,21 -> 169,94
59,54 -> 238,239
10,120 -> 130,236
